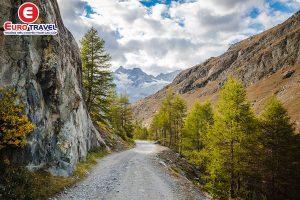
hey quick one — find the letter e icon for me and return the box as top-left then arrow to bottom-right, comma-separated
18,2 -> 39,23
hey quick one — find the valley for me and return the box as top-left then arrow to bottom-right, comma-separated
1,0 -> 300,200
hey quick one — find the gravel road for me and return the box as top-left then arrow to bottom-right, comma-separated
54,141 -> 209,200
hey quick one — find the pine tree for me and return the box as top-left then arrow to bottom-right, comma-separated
204,76 -> 256,199
259,95 -> 300,200
80,27 -> 114,122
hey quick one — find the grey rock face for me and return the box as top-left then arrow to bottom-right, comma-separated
0,0 -> 106,176
156,70 -> 181,82
173,11 -> 300,94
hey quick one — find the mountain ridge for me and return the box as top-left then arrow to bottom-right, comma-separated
132,11 -> 300,131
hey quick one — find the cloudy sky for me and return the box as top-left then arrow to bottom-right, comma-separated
57,0 -> 300,75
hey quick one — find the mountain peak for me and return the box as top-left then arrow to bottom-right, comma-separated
132,67 -> 143,72
113,67 -> 181,102
115,66 -> 127,73
156,70 -> 181,82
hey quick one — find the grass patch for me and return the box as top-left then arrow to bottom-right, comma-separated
73,147 -> 108,177
0,147 -> 109,200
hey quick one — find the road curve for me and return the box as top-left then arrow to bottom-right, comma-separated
54,140 -> 209,200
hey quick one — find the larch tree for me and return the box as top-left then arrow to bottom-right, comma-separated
160,90 -> 175,147
119,93 -> 134,138
149,92 -> 187,150
80,27 -> 114,122
183,100 -> 213,152
133,122 -> 149,140
108,93 -> 134,140
149,113 -> 161,141
172,95 -> 187,152
151,107 -> 168,145
204,76 -> 257,199
259,95 -> 300,200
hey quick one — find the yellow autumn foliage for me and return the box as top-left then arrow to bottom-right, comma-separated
0,88 -> 35,150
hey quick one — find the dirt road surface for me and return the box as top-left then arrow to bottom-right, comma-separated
53,141 -> 209,200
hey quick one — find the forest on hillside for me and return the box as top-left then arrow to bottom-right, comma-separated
134,76 -> 300,200
1,1 -> 300,199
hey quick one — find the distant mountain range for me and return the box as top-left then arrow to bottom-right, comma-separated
113,66 -> 181,102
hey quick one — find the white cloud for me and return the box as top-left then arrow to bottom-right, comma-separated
57,0 -> 300,75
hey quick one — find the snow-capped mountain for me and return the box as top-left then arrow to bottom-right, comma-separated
113,66 -> 180,102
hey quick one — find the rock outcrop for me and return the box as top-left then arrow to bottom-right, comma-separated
0,0 -> 107,176
132,11 -> 300,131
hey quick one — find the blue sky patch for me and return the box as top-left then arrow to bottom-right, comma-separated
140,0 -> 184,7
84,2 -> 95,18
249,7 -> 260,18
249,23 -> 264,32
268,1 -> 294,13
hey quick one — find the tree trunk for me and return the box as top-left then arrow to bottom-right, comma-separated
87,36 -> 94,111
230,140 -> 236,199
163,128 -> 166,146
169,126 -> 172,148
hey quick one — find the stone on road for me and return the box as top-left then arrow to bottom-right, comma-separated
55,141 -> 209,200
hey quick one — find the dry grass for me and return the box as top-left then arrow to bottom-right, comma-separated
246,64 -> 300,131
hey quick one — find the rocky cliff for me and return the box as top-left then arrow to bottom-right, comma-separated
0,0 -> 107,176
132,11 -> 300,131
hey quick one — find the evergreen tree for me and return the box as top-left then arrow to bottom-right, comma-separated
204,76 -> 257,199
80,27 -> 114,122
259,95 -> 300,200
